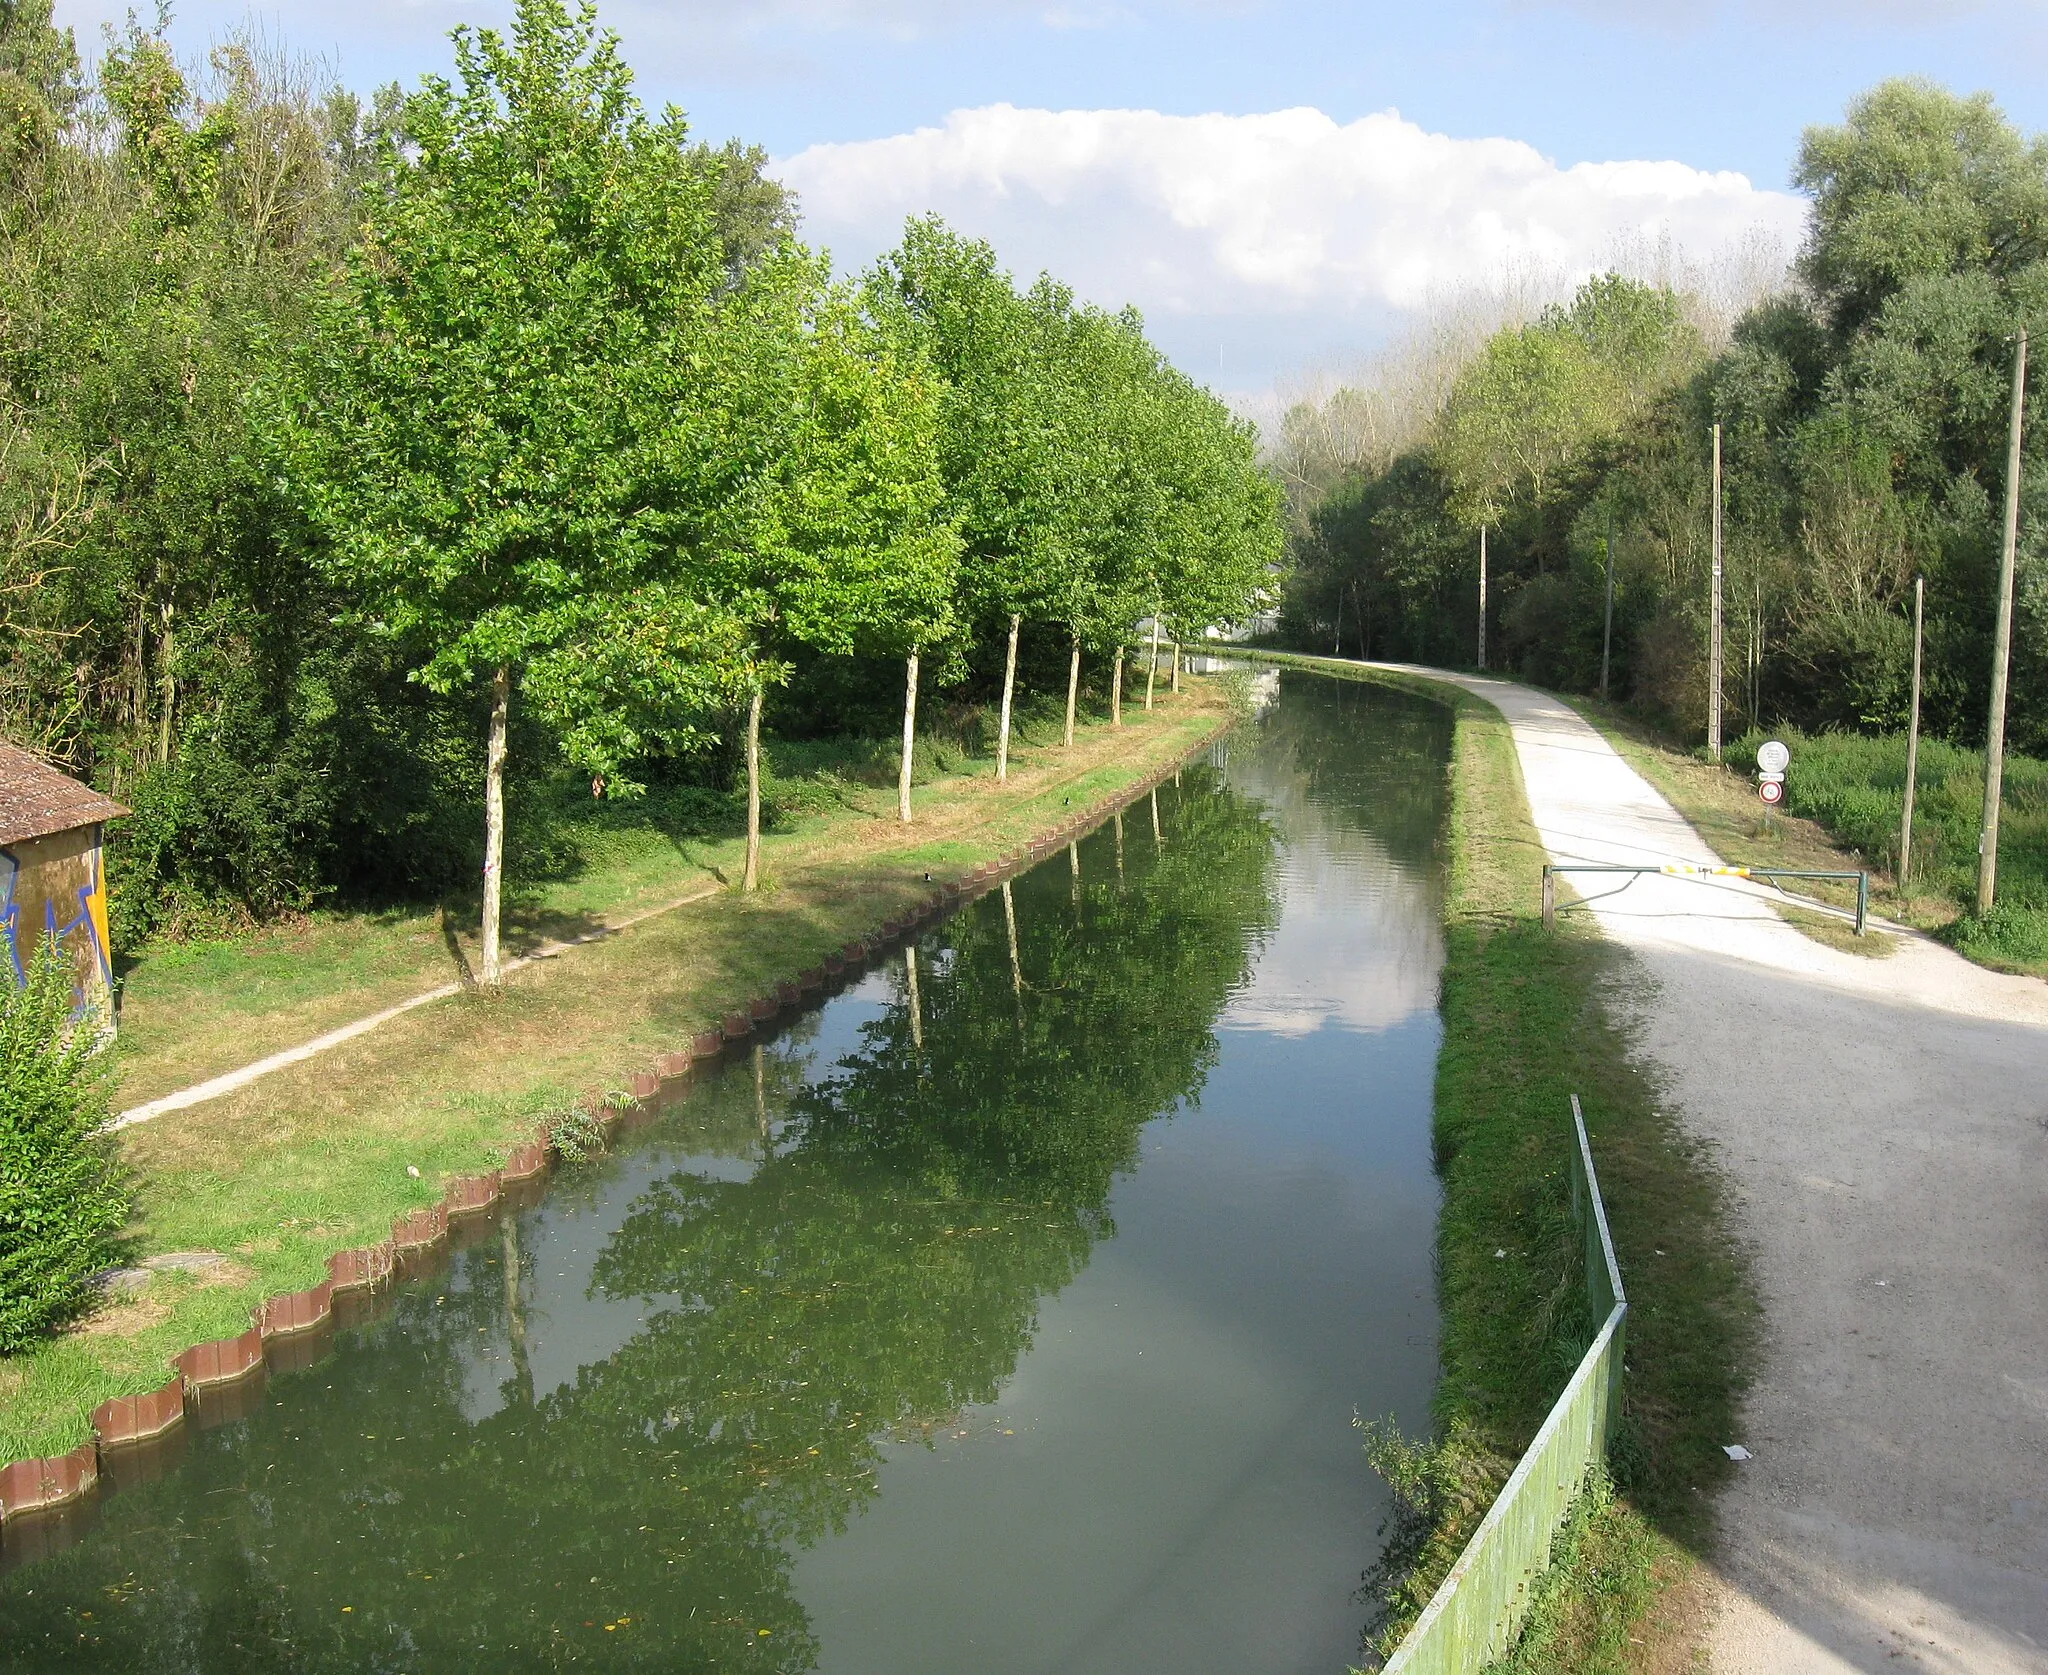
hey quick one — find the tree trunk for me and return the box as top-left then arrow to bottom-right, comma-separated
481,665 -> 510,987
500,1214 -> 531,1405
1069,840 -> 1081,908
742,678 -> 763,892
996,613 -> 1021,784
1002,877 -> 1023,1029
898,648 -> 920,823
1171,641 -> 1181,695
1111,646 -> 1124,728
1064,634 -> 1081,748
1146,613 -> 1160,712
1150,786 -> 1161,845
905,944 -> 923,1053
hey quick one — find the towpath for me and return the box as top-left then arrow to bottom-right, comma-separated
1364,663 -> 2048,1674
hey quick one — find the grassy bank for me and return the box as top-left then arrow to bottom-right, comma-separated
1564,699 -> 2048,977
112,697 -> 1102,1112
1,690 -> 1230,1465
1220,650 -> 1756,1674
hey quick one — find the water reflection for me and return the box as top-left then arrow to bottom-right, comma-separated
0,673 -> 1450,1675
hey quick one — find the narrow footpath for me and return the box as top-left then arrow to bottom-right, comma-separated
1369,663 -> 2048,1675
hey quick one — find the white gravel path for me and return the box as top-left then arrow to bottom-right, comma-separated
1356,663 -> 2048,1674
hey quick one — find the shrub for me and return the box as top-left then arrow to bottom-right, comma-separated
0,940 -> 130,1352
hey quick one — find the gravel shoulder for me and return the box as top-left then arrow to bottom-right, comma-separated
1372,666 -> 2048,1675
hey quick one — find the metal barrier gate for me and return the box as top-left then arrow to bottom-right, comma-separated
1541,862 -> 1869,936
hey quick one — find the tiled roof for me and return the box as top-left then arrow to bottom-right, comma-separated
0,741 -> 127,846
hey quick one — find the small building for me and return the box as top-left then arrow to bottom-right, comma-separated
0,741 -> 126,1026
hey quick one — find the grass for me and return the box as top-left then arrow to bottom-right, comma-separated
1565,698 -> 2048,977
1217,650 -> 1756,1675
107,702 -> 1088,1111
1,688 -> 1230,1465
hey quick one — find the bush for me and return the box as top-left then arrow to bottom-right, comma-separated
0,941 -> 129,1352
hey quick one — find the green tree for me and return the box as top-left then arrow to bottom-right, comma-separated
682,260 -> 961,878
276,0 -> 738,981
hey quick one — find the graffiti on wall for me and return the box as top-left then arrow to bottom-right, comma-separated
1,824 -> 114,1009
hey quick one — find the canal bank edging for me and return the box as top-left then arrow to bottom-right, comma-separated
0,723 -> 1230,1553
1383,1095 -> 1628,1675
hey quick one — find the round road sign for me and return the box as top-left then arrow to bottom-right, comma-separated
1757,739 -> 1790,775
1759,778 -> 1785,806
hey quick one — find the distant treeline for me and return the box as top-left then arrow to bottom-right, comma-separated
0,0 -> 1280,955
1279,79 -> 2048,756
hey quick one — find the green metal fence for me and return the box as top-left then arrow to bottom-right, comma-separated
1382,1095 -> 1627,1675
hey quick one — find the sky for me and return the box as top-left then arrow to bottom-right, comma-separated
49,0 -> 2048,400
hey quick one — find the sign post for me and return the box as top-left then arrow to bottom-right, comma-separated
1757,738 -> 1789,830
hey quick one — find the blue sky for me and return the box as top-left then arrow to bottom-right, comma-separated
52,1 -> 2048,394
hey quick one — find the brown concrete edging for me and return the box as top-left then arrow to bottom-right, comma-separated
0,1447 -> 97,1522
89,1380 -> 185,1450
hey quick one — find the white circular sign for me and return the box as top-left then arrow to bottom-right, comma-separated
1757,740 -> 1790,775
1759,778 -> 1785,805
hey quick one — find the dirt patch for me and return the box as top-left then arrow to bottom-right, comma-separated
1639,1552 -> 1718,1675
71,1297 -> 172,1338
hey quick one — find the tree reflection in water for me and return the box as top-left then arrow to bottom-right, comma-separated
0,768 -> 1279,1674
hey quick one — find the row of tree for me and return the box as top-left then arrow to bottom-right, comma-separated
0,0 -> 1280,967
1279,78 -> 2048,757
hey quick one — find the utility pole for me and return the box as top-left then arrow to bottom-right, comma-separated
1600,504 -> 1615,701
1477,525 -> 1488,671
1979,327 -> 2027,914
1709,423 -> 1724,762
1901,574 -> 1924,890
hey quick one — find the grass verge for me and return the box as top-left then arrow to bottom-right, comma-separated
1,690 -> 1230,1465
110,694 -> 1126,1110
1216,650 -> 1757,1675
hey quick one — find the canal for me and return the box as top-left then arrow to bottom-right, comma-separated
0,672 -> 1453,1674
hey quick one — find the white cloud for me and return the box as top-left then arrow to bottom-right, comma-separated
778,104 -> 1808,388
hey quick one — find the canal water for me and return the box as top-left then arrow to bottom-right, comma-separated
0,672 -> 1453,1674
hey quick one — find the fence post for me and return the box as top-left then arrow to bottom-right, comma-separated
1855,872 -> 1868,937
1542,867 -> 1555,931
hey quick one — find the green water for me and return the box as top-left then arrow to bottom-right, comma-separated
0,672 -> 1453,1674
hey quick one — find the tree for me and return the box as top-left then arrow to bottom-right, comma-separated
683,260 -> 960,877
867,220 -> 1075,784
275,0 -> 734,981
1796,79 -> 2048,341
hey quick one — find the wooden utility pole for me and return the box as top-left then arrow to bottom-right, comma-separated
1600,506 -> 1615,700
1477,526 -> 1488,671
1901,574 -> 1924,889
1979,327 -> 2027,914
1709,423 -> 1724,763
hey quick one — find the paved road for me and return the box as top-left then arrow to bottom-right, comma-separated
1363,664 -> 2048,1674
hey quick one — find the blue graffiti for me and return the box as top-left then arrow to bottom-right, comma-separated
1,843 -> 112,1006
0,846 -> 20,984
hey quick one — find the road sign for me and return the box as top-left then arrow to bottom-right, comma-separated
1760,778 -> 1784,805
1757,739 -> 1790,775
